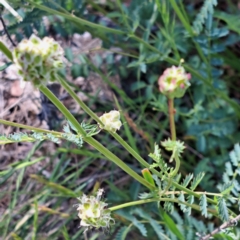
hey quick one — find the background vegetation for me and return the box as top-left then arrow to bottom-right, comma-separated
0,0 -> 240,239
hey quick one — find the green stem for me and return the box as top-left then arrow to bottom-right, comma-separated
0,41 -> 13,61
58,76 -> 150,168
170,155 -> 180,177
0,119 -> 61,136
55,78 -> 222,208
9,2 -> 239,117
129,35 -> 240,117
168,0 -> 193,35
111,132 -> 149,168
39,85 -> 154,190
0,53 -> 153,188
85,137 -> 155,190
168,98 -> 176,141
39,85 -> 86,136
168,0 -> 208,65
109,197 -> 218,216
0,25 -> 234,213
1,44 -> 224,211
59,74 -> 187,195
58,77 -> 103,126
27,1 -> 125,35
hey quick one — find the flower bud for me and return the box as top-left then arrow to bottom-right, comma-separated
158,66 -> 191,99
75,189 -> 114,230
13,34 -> 64,87
99,110 -> 122,133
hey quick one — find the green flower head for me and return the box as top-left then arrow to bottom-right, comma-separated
76,189 -> 114,230
13,34 -> 64,87
99,110 -> 122,133
158,65 -> 191,99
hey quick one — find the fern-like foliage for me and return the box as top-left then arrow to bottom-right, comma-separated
144,144 -> 208,218
0,121 -> 100,146
81,122 -> 100,137
149,144 -> 166,171
1,9 -> 48,36
212,143 -> 240,222
181,173 -> 193,188
178,192 -> 187,212
0,132 -> 60,144
133,208 -> 168,240
115,226 -> 131,240
116,210 -> 147,237
217,197 -> 229,222
192,0 -> 218,35
218,143 -> 240,198
190,172 -> 205,191
62,123 -> 83,147
199,194 -> 208,217
139,171 -> 206,217
116,206 -> 226,240
62,121 -> 99,147
161,139 -> 185,162
149,141 -> 185,175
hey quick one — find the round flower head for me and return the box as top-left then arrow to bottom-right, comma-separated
158,66 -> 191,99
75,189 -> 114,230
99,110 -> 122,133
13,34 -> 64,87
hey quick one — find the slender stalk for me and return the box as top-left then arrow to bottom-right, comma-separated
27,1 -> 125,35
170,154 -> 180,177
0,39 -> 211,197
168,0 -> 193,35
109,197 -> 218,216
3,2 -> 238,117
0,41 -> 13,61
0,17 -> 16,47
58,76 -> 150,168
0,31 -> 235,214
129,35 -> 240,117
39,85 -> 155,190
0,119 -> 62,136
57,77 -> 103,126
141,190 -> 239,199
116,0 -> 131,31
50,78 -> 224,207
168,0 -> 208,65
85,137 -> 155,190
168,98 -> 176,141
111,132 -> 149,168
39,85 -> 86,136
9,1 -> 239,116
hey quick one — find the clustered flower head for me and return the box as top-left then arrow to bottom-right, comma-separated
158,65 -> 191,99
13,34 -> 64,87
99,110 -> 122,133
76,189 -> 114,230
